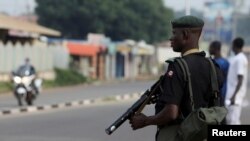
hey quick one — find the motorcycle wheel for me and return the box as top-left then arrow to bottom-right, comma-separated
17,94 -> 23,106
26,92 -> 33,106
15,92 -> 23,106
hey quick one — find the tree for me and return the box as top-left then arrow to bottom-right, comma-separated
35,0 -> 173,43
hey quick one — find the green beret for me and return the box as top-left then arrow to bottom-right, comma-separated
171,15 -> 204,28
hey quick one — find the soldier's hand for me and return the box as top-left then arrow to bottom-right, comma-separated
129,113 -> 147,130
147,94 -> 158,105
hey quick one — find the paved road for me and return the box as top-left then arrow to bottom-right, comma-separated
0,80 -> 155,110
0,99 -> 156,141
0,94 -> 249,141
0,78 -> 249,141
0,77 -> 249,120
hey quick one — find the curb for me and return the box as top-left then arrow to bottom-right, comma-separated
0,92 -> 143,116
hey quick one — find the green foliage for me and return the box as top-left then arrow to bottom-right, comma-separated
0,82 -> 12,94
42,80 -> 58,89
54,68 -> 87,86
35,0 -> 174,43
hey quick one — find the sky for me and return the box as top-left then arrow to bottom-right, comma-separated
0,0 -> 36,16
164,0 -> 250,14
0,0 -> 250,16
164,0 -> 205,11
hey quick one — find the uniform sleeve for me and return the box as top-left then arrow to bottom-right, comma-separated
159,63 -> 184,105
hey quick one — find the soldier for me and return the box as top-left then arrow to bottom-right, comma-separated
129,15 -> 224,141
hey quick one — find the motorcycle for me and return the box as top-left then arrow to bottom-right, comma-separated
11,66 -> 42,106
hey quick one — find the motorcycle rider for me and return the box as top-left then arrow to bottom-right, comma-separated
12,57 -> 41,106
18,57 -> 39,95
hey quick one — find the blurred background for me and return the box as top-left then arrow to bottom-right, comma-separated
0,1 -> 250,141
0,0 -> 249,88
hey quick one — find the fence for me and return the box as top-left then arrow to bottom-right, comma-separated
0,41 -> 69,81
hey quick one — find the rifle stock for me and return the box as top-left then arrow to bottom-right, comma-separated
105,78 -> 162,135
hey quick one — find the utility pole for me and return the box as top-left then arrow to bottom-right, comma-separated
185,0 -> 191,15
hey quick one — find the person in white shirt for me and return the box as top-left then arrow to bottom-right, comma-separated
225,37 -> 248,125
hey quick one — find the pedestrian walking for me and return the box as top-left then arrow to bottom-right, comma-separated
225,37 -> 248,125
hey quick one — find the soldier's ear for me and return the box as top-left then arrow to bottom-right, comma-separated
182,29 -> 189,40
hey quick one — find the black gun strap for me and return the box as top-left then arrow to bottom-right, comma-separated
177,58 -> 195,111
207,58 -> 221,106
207,58 -> 219,95
176,59 -> 187,82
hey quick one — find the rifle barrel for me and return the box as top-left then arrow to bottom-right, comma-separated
105,92 -> 149,135
105,77 -> 162,135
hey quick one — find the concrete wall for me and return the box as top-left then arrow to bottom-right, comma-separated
0,41 -> 70,81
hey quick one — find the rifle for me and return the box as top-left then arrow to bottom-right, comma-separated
105,77 -> 162,135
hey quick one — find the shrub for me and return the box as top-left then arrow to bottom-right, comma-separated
54,68 -> 87,86
0,82 -> 12,94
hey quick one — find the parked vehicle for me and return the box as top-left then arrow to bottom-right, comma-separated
11,66 -> 42,106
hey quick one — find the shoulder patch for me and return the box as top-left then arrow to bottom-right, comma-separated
166,70 -> 174,78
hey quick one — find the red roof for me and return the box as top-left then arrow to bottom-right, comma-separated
66,42 -> 103,56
